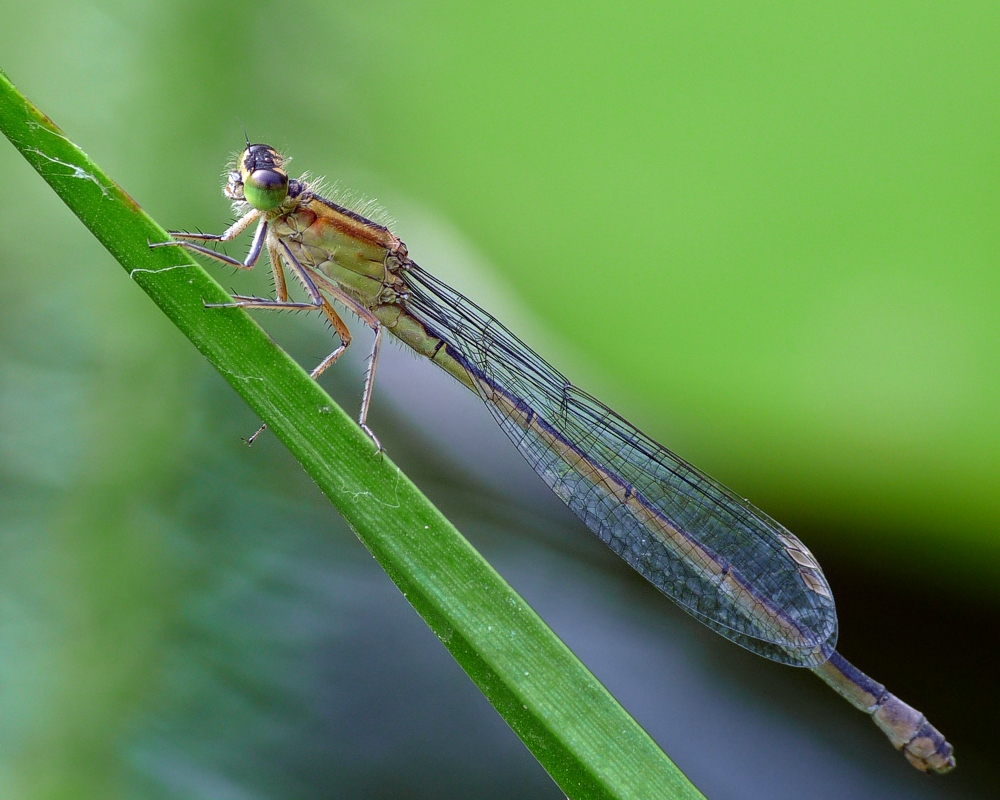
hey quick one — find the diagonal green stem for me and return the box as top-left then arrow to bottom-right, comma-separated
0,69 -> 704,800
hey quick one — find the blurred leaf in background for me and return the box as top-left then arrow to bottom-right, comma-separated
0,1 -> 996,798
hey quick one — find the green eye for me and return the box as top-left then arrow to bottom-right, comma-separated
243,168 -> 288,211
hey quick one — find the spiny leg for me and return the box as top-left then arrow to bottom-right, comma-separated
174,227 -> 386,452
244,297 -> 354,446
149,210 -> 266,270
358,324 -> 384,451
244,245 -> 354,444
311,298 -> 353,378
208,297 -> 320,311
247,295 -> 383,451
205,238 -> 324,311
309,268 -> 386,451
233,243 -> 372,388
170,208 -> 261,242
277,240 -> 323,304
152,211 -> 289,304
266,240 -> 289,302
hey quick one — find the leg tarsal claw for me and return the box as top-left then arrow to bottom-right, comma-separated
244,423 -> 267,446
361,423 -> 383,453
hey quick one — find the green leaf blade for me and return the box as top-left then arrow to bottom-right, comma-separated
0,70 -> 704,800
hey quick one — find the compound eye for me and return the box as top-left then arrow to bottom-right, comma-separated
244,168 -> 288,211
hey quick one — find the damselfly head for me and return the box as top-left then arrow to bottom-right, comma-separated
231,143 -> 289,211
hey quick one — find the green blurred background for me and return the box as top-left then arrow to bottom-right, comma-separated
0,2 -> 996,798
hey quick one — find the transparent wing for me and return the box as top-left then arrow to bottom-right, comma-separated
402,263 -> 837,667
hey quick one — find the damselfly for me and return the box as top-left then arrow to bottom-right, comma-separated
152,143 -> 954,773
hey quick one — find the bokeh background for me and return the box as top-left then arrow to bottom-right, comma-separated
1,2 -> 997,798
